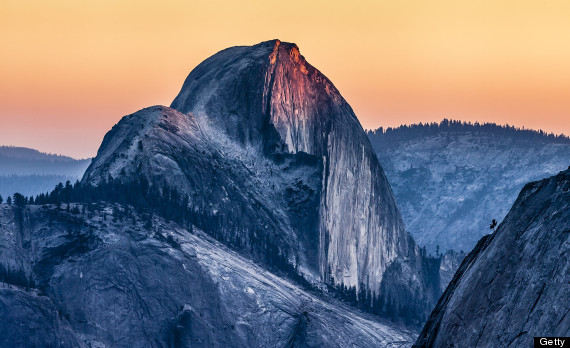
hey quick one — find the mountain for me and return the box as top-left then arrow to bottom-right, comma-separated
0,146 -> 91,200
83,39 -> 441,321
0,203 -> 416,347
414,167 -> 570,347
367,121 -> 570,254
170,39 -> 412,292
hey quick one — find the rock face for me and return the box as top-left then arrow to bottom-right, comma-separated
83,105 -> 323,281
170,39 -> 413,291
0,204 -> 416,347
368,122 -> 570,254
414,168 -> 570,347
84,40 -> 429,301
0,288 -> 83,347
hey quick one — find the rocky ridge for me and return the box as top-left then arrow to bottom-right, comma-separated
414,168 -> 570,347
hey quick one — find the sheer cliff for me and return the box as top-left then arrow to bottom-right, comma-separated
169,39 -> 415,292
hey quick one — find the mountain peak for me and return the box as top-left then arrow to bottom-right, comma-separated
268,39 -> 280,64
170,39 -> 344,154
264,39 -> 302,63
168,40 -> 418,292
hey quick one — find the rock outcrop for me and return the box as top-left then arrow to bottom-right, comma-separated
414,168 -> 570,347
170,39 -> 416,292
82,105 -> 323,281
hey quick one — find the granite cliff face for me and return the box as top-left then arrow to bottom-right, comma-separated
169,39 -> 414,292
79,41 -> 447,327
0,204 -> 416,347
414,168 -> 570,347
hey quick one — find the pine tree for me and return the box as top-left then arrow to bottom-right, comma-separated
7,196 -> 12,205
386,295 -> 395,320
0,194 -> 3,204
372,291 -> 381,314
490,219 -> 497,232
12,193 -> 26,207
348,286 -> 357,305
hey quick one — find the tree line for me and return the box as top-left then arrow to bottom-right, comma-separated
367,118 -> 570,146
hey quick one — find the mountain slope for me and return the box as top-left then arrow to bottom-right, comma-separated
0,204 -> 416,347
82,105 -> 322,282
368,121 -> 570,254
414,167 -> 570,347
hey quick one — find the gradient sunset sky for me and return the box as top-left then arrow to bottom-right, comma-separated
1,0 -> 569,158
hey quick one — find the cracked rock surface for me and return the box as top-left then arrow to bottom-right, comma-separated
0,204 -> 416,347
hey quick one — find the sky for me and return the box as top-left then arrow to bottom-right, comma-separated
1,0 -> 569,158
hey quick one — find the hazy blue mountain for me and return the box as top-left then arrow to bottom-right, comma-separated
0,146 -> 90,176
367,120 -> 570,254
0,146 -> 91,200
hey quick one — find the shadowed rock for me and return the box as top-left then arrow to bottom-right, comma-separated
0,204 -> 416,347
414,168 -> 570,347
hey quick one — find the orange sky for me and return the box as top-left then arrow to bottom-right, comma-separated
1,0 -> 569,158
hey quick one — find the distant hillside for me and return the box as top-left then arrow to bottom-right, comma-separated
0,146 -> 90,199
0,146 -> 83,161
367,120 -> 570,254
0,146 -> 90,176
